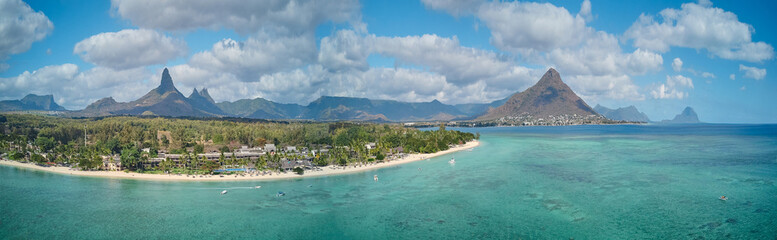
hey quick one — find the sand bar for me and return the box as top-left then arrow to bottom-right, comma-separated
0,140 -> 479,182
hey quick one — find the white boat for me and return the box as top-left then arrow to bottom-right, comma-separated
448,158 -> 456,164
221,190 -> 228,195
254,186 -> 262,189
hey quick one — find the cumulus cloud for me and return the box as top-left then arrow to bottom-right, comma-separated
111,0 -> 361,35
578,0 -> 593,22
651,75 -> 694,99
318,30 -> 371,72
729,74 -> 735,80
189,34 -> 316,80
0,64 -> 154,109
547,32 -> 663,77
701,72 -> 715,78
372,34 -> 533,88
566,74 -> 643,101
0,0 -> 53,71
672,58 -> 683,72
624,1 -> 774,62
74,29 -> 187,70
739,64 -> 766,80
318,30 -> 539,92
420,0 -> 485,16
477,1 -> 589,52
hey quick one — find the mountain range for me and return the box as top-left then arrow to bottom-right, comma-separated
1,67 -> 700,123
594,104 -> 651,122
0,94 -> 66,112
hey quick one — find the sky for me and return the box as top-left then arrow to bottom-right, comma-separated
0,0 -> 775,123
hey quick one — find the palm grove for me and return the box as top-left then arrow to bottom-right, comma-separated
0,114 -> 476,174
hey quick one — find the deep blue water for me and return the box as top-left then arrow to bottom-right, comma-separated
1,124 -> 776,239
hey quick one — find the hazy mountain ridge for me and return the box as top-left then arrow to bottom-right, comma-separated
594,104 -> 651,122
0,94 -> 67,111
661,107 -> 701,124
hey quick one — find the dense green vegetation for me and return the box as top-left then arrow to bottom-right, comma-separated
0,114 -> 476,174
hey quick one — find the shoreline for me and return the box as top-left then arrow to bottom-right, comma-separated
0,140 -> 479,182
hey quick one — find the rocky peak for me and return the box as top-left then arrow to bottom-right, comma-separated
156,68 -> 177,94
199,88 -> 215,103
189,88 -> 201,98
534,68 -> 566,88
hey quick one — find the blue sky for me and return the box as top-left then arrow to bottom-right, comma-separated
0,0 -> 775,123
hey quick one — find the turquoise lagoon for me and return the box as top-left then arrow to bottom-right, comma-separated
1,124 -> 776,239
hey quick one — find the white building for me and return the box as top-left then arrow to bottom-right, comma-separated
264,144 -> 276,152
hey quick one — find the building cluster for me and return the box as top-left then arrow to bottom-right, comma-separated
492,114 -> 609,126
99,142 -> 391,173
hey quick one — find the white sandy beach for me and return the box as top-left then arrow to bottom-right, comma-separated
0,140 -> 479,181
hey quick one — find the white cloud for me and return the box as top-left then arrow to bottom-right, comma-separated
420,0 -> 485,17
729,74 -> 735,80
318,30 -> 371,72
189,34 -> 316,80
578,0 -> 593,22
0,0 -> 53,70
624,1 -> 774,62
318,30 -> 538,91
74,29 -> 187,70
566,74 -> 643,101
739,64 -> 766,80
547,32 -> 663,77
701,72 -> 715,78
477,1 -> 589,52
740,85 -> 746,91
651,75 -> 694,99
372,34 -> 533,88
111,0 -> 361,35
672,58 -> 683,72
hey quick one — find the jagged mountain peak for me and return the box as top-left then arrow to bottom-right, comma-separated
156,68 -> 177,94
189,88 -> 200,98
199,88 -> 214,103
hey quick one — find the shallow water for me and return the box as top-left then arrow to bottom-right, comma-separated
2,124 -> 776,239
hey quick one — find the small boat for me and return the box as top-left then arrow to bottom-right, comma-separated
277,191 -> 286,197
719,196 -> 728,201
254,186 -> 262,189
221,190 -> 228,195
449,158 -> 456,164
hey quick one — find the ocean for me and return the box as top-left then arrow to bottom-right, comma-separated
1,124 -> 775,239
